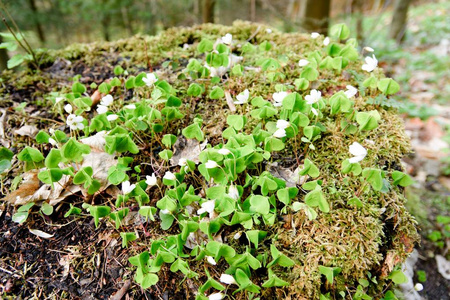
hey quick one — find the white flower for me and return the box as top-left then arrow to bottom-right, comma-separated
205,64 -> 228,77
218,148 -> 231,155
146,174 -> 157,186
234,89 -> 249,104
298,59 -> 309,67
221,33 -> 232,45
349,142 -> 367,163
48,138 -> 57,146
305,89 -> 322,105
344,85 -> 358,99
121,180 -> 136,194
208,293 -> 224,300
414,283 -> 423,292
311,107 -> 318,116
205,160 -> 218,169
233,232 -> 242,239
323,37 -> 330,46
161,209 -> 170,214
363,46 -> 374,52
66,114 -> 84,130
273,91 -> 288,107
361,55 -> 378,72
107,114 -> 119,121
124,104 -> 136,110
55,97 -> 64,104
142,73 -> 158,87
273,128 -> 286,138
206,256 -> 217,265
178,158 -> 187,167
228,185 -> 239,200
266,28 -> 272,34
96,104 -> 108,114
311,32 -> 320,39
163,171 -> 176,181
64,104 -> 73,114
220,274 -> 237,285
49,128 -> 55,135
100,95 -> 114,106
198,200 -> 215,215
276,119 -> 290,129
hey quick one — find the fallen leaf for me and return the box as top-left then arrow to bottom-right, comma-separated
14,125 -> 39,138
171,137 -> 207,166
268,162 -> 307,187
29,228 -> 54,239
225,91 -> 236,112
436,255 -> 450,280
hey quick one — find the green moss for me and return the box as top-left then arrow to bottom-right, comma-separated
1,21 -> 419,299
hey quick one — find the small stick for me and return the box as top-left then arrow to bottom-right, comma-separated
110,280 -> 131,300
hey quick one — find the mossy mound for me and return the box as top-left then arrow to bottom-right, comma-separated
1,21 -> 418,299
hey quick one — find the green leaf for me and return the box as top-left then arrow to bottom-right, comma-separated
348,197 -> 363,208
138,206 -> 157,222
160,211 -> 175,230
249,195 -> 270,215
356,110 -> 381,131
362,168 -> 383,191
388,270 -> 408,284
377,78 -> 400,95
264,136 -> 285,152
158,149 -> 173,161
227,115 -> 246,131
245,230 -> 267,249
319,266 -> 342,284
64,204 -> 81,217
72,82 -> 86,94
305,188 -> 329,213
120,232 -> 137,248
299,159 -> 320,178
363,75 -> 377,89
0,147 -> 14,173
61,138 -> 91,162
141,273 -> 159,289
187,83 -> 203,97
294,78 -> 309,90
197,39 -> 214,53
40,202 -> 53,216
17,147 -> 44,163
162,134 -> 177,148
330,23 -> 350,40
38,168 -> 63,184
7,54 -> 26,69
182,122 -> 204,141
35,131 -> 50,144
292,202 -> 318,220
391,171 -> 414,187
209,86 -> 225,99
341,159 -> 362,176
82,204 -> 111,228
262,269 -> 289,287
98,82 -> 111,94
300,67 -> 319,81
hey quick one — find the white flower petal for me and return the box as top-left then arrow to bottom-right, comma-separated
273,128 -> 286,138
298,59 -> 309,67
96,105 -> 108,114
311,32 -> 320,39
205,160 -> 218,169
208,293 -> 224,300
64,104 -> 73,114
163,171 -> 176,181
146,174 -> 157,186
276,119 -> 290,129
100,95 -> 114,106
220,274 -> 236,285
221,33 -> 232,45
206,256 -> 217,265
107,114 -> 118,121
218,148 -> 231,155
323,37 -> 330,46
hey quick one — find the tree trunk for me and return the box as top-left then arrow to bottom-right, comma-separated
389,0 -> 411,43
202,0 -> 215,23
299,0 -> 331,35
351,0 -> 364,44
0,35 -> 9,71
250,0 -> 256,22
27,0 -> 46,44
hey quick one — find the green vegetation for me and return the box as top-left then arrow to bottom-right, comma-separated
1,21 -> 419,299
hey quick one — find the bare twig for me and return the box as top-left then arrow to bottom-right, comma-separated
110,280 -> 131,300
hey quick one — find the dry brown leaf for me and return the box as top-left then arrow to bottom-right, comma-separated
171,137 -> 207,166
268,162 -> 307,187
225,91 -> 236,112
14,125 -> 39,138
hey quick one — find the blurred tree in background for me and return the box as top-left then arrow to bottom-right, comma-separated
0,0 -> 427,65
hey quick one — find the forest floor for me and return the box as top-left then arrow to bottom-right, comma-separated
370,2 -> 450,299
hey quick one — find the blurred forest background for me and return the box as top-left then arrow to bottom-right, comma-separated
0,0 -> 449,298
